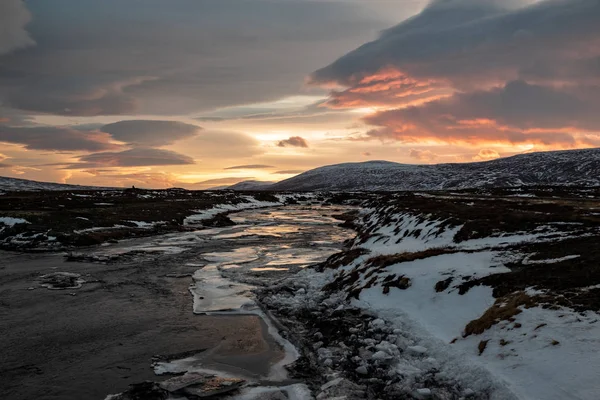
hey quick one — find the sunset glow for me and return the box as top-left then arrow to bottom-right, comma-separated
1,0 -> 598,188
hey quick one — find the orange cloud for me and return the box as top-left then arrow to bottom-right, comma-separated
409,149 -> 437,162
320,67 -> 451,110
472,149 -> 500,161
359,80 -> 600,149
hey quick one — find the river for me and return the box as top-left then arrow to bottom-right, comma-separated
0,205 -> 355,399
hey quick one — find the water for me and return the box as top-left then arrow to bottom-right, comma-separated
149,205 -> 355,398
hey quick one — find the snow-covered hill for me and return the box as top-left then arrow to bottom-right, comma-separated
226,180 -> 277,191
0,176 -> 112,192
270,148 -> 600,191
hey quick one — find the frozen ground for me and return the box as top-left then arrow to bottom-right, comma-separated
4,189 -> 600,399
259,192 -> 600,400
80,205 -> 355,399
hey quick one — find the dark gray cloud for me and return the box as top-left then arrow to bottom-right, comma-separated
4,77 -> 145,116
0,125 -> 119,151
100,120 -> 201,147
73,148 -> 195,168
277,136 -> 309,148
0,163 -> 13,168
0,0 -> 394,116
311,0 -> 600,146
225,164 -> 274,170
311,0 -> 600,89
363,81 -> 600,145
0,0 -> 35,55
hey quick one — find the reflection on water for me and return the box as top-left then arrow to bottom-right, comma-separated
184,205 -> 355,385
102,205 -> 356,395
191,206 -> 356,313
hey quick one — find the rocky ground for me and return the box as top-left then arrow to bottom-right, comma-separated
0,188 -> 296,250
3,186 -> 600,399
256,186 -> 600,400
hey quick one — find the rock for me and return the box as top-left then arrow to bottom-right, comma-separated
371,350 -> 391,361
407,345 -> 428,355
355,365 -> 368,375
321,377 -> 344,391
39,272 -> 84,290
375,340 -> 398,355
323,358 -> 333,367
116,381 -> 167,400
181,375 -> 245,397
202,213 -> 235,227
159,372 -> 207,392
370,318 -> 385,328
416,388 -> 432,398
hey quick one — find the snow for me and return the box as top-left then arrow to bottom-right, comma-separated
356,254 -> 503,342
184,196 -> 282,225
270,148 -> 600,191
452,306 -> 600,400
0,176 -> 113,192
359,212 -> 462,254
231,384 -> 312,400
0,217 -> 30,226
126,220 -> 166,228
319,207 -> 600,400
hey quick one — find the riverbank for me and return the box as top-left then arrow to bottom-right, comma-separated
1,205 -> 356,399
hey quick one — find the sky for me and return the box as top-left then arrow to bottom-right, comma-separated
0,0 -> 598,189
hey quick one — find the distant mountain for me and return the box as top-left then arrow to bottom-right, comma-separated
269,148 -> 600,191
226,180 -> 277,191
0,176 -> 112,192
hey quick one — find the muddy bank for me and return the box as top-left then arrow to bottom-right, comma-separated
1,204 -> 358,399
0,189 -> 290,251
0,251 -> 284,400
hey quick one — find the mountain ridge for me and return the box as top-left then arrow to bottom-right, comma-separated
269,148 -> 600,191
3,148 -> 599,192
0,176 -> 115,192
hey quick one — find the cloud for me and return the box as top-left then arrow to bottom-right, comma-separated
75,170 -> 186,188
0,125 -> 120,151
173,130 -> 263,159
362,152 -> 372,157
409,149 -> 437,162
311,0 -> 600,89
362,81 -> 600,147
473,149 -> 501,161
0,152 -> 13,168
225,164 -> 274,170
310,0 -> 600,149
0,0 -> 392,116
5,77 -> 150,116
273,170 -> 304,175
320,69 -> 450,109
72,148 -> 195,168
100,120 -> 201,147
0,0 -> 35,56
277,136 -> 309,148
